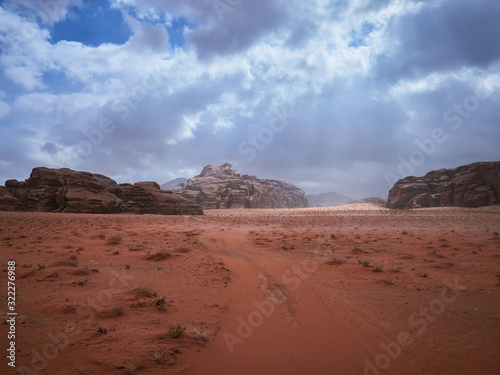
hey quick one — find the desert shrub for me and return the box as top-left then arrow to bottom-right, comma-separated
169,325 -> 186,339
132,285 -> 157,299
187,326 -> 211,343
358,260 -> 370,267
326,257 -> 345,265
149,349 -> 165,364
147,250 -> 171,261
107,236 -> 123,245
102,305 -> 124,318
73,266 -> 90,276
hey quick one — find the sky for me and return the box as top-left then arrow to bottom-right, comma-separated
0,0 -> 499,199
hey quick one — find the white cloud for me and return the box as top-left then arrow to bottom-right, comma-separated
4,0 -> 83,24
0,0 -> 499,198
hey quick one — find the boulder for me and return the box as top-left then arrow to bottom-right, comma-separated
173,163 -> 308,209
3,167 -> 203,215
387,161 -> 500,209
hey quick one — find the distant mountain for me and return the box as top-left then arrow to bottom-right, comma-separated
306,191 -> 353,207
351,197 -> 387,205
161,178 -> 188,191
173,163 -> 308,209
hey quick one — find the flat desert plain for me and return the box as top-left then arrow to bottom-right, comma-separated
1,204 -> 499,375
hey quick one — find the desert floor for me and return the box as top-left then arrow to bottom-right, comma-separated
1,204 -> 499,375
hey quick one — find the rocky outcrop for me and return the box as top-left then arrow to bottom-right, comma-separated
173,163 -> 308,209
387,161 -> 500,209
109,182 -> 203,215
0,186 -> 25,211
2,167 -> 203,215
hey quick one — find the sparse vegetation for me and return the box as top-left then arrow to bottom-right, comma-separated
149,349 -> 165,364
358,260 -> 370,268
147,250 -> 171,261
326,257 -> 345,265
122,361 -> 146,375
102,305 -> 124,318
373,266 -> 383,273
73,266 -> 90,276
176,247 -> 190,253
132,285 -> 157,299
155,296 -> 166,311
169,324 -> 186,339
187,326 -> 211,344
107,236 -> 123,245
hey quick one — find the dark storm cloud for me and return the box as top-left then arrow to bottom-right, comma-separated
186,0 -> 288,59
379,0 -> 500,84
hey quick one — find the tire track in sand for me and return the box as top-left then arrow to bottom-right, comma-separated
189,228 -> 389,375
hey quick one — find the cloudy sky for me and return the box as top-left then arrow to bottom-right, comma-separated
1,0 -> 499,199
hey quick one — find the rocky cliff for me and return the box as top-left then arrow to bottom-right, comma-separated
1,167 -> 203,215
173,163 -> 308,209
387,161 -> 500,209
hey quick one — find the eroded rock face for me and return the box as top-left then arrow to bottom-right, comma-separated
173,163 -> 308,209
109,181 -> 203,215
387,161 -> 500,209
0,186 -> 25,211
3,167 -> 203,215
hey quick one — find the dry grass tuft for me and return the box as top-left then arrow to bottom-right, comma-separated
186,326 -> 211,344
132,285 -> 157,299
169,324 -> 186,339
102,305 -> 124,318
107,236 -> 123,245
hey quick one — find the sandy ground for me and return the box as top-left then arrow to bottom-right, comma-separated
0,204 -> 499,375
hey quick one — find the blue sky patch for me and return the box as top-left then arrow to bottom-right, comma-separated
49,1 -> 131,46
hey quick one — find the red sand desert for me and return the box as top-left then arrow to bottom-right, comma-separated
1,204 -> 499,375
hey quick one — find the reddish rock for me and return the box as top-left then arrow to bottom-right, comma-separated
174,163 -> 308,209
109,181 -> 203,215
387,161 -> 500,209
0,186 -> 25,211
3,167 -> 203,215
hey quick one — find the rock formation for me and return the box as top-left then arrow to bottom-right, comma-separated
1,167 -> 203,215
387,161 -> 500,209
0,186 -> 25,211
173,163 -> 308,209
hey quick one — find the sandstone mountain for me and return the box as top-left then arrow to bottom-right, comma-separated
1,167 -> 203,215
306,191 -> 353,207
173,163 -> 308,209
387,161 -> 500,209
